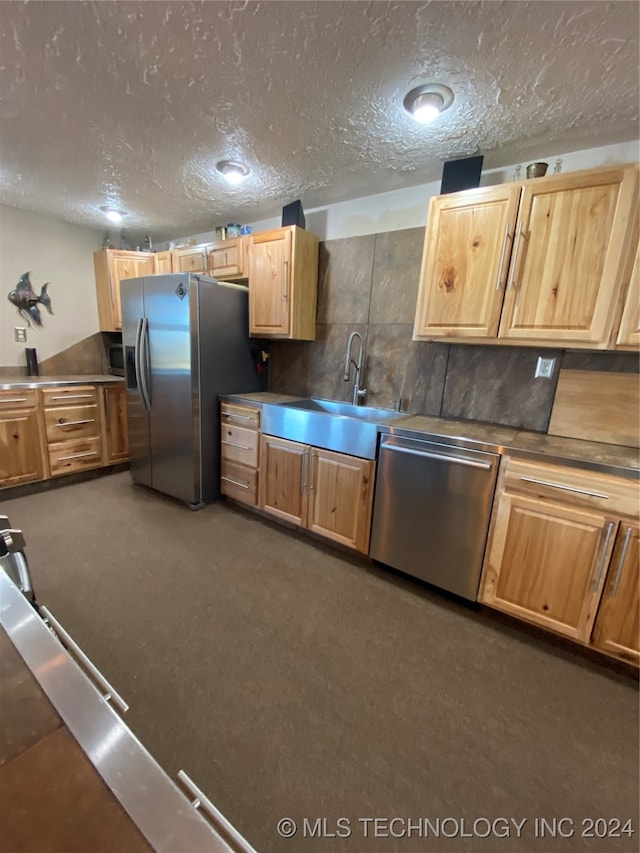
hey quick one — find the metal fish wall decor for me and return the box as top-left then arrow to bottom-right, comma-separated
7,272 -> 54,327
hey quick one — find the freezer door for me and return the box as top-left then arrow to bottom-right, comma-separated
143,274 -> 200,504
121,276 -> 151,487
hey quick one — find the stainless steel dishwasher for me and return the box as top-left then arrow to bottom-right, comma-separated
370,435 -> 499,600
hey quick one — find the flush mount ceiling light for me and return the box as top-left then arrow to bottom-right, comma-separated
216,159 -> 250,185
403,84 -> 454,123
99,205 -> 127,223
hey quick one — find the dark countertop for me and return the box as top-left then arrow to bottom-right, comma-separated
0,375 -> 124,390
223,392 -> 640,478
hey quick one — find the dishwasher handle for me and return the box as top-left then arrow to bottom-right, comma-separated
380,440 -> 494,470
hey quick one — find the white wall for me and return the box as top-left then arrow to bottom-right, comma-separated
157,139 -> 639,248
0,206 -> 102,368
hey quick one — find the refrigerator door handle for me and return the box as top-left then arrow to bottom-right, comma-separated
139,317 -> 152,410
134,318 -> 147,409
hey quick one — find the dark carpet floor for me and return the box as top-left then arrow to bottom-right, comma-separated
2,470 -> 638,853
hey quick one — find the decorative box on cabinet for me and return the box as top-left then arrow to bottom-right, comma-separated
41,386 -> 104,477
249,226 -> 319,340
0,389 -> 48,487
413,165 -> 639,349
220,402 -> 260,506
94,250 -> 157,332
480,456 -> 639,666
259,434 -> 375,553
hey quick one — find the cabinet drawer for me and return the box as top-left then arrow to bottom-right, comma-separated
221,459 -> 258,505
49,437 -> 103,476
44,405 -> 101,442
220,424 -> 259,467
41,386 -> 98,408
502,457 -> 639,518
0,389 -> 38,409
221,402 -> 260,430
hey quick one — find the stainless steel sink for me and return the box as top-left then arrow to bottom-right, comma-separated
261,397 -> 407,459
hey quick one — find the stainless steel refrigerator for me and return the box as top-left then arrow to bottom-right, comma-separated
121,273 -> 261,508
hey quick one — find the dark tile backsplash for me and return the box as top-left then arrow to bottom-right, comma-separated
269,227 -> 636,433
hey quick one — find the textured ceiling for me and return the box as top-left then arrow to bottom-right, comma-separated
0,0 -> 638,241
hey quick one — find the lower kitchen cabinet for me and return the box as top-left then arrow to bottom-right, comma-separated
480,456 -> 639,664
591,522 -> 640,666
220,401 -> 261,506
0,390 -> 48,487
259,435 -> 375,553
42,385 -> 104,476
102,386 -> 129,464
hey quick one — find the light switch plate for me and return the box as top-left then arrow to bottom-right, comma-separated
14,327 -> 27,343
534,356 -> 556,379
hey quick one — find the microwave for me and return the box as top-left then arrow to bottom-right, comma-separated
107,343 -> 125,376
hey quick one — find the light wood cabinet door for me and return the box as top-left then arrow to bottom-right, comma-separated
249,226 -> 319,340
308,448 -> 375,553
259,435 -> 308,526
154,250 -> 174,274
207,237 -> 247,280
413,185 -> 521,339
499,167 -> 639,347
102,386 -> 129,464
591,523 -> 640,666
616,241 -> 640,349
250,229 -> 292,336
481,491 -> 617,643
173,245 -> 209,273
94,250 -> 157,331
0,408 -> 47,487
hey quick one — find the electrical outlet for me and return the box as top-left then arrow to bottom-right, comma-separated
534,356 -> 556,379
14,327 -> 27,343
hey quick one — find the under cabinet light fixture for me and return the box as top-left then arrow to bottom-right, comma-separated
403,84 -> 454,123
99,205 -> 127,223
216,160 -> 250,184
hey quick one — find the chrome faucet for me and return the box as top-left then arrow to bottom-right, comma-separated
343,331 -> 366,405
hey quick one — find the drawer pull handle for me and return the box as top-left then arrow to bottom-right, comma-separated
593,522 -> 615,592
221,439 -> 251,450
55,418 -> 96,427
0,397 -> 28,403
40,606 -> 129,714
57,450 -> 99,461
222,412 -> 253,422
49,394 -> 94,399
520,477 -> 609,500
221,476 -> 249,490
611,526 -> 633,597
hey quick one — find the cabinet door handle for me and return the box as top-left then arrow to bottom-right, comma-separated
506,227 -> 526,290
300,448 -> 307,491
610,526 -> 633,597
104,391 -> 111,425
520,477 -> 609,500
221,476 -> 249,490
282,258 -> 289,299
593,522 -> 615,592
221,439 -> 251,450
308,449 -> 314,492
496,224 -> 511,291
54,418 -> 96,427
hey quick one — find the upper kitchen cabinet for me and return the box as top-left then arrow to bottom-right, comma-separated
249,226 -> 319,339
413,165 -> 639,349
173,244 -> 208,273
615,239 -> 640,349
207,236 -> 249,280
413,185 -> 522,339
154,250 -> 174,274
94,250 -> 156,332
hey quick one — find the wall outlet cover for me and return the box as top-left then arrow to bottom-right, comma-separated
535,356 -> 556,379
